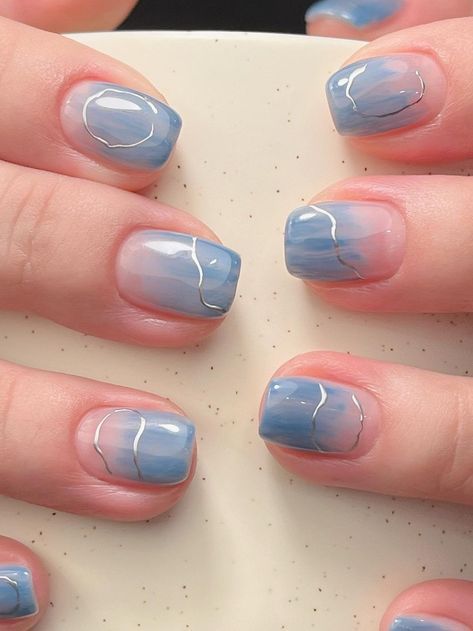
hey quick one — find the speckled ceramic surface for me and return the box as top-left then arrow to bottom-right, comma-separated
0,31 -> 472,631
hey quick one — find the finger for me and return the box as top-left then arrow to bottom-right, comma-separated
259,351 -> 473,505
306,0 -> 473,41
0,0 -> 138,32
381,580 -> 473,630
285,175 -> 473,313
0,16 -> 181,191
0,536 -> 48,629
0,161 -> 240,347
325,18 -> 473,162
0,359 -> 198,521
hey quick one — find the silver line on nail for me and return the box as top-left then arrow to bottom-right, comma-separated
132,415 -> 146,481
83,88 -> 157,148
343,65 -> 425,118
309,205 -> 364,279
311,383 -> 328,451
191,237 -> 226,313
94,408 -> 148,479
0,576 -> 20,616
351,394 -> 365,450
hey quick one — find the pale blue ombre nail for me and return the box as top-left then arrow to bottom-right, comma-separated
116,230 -> 241,319
306,0 -> 403,27
285,201 -> 405,282
259,377 -> 370,453
390,616 -> 471,631
0,566 -> 38,619
61,81 -> 182,170
76,408 -> 196,485
326,53 -> 446,136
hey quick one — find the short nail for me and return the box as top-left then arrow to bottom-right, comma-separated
76,408 -> 196,485
390,615 -> 471,631
259,377 -> 376,453
0,566 -> 38,619
61,81 -> 182,171
326,53 -> 447,136
116,230 -> 241,319
306,0 -> 403,27
285,201 -> 405,282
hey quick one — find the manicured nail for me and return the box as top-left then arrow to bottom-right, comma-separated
285,201 -> 405,282
306,0 -> 403,27
116,230 -> 241,319
326,53 -> 447,136
61,81 -> 182,170
390,615 -> 471,631
259,377 -> 377,453
0,566 -> 38,619
76,408 -> 196,485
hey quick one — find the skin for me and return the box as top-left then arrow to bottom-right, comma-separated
0,0 -> 473,628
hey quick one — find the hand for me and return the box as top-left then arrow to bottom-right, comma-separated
0,3 -> 243,627
259,2 -> 473,629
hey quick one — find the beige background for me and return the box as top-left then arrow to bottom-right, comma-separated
0,32 -> 472,630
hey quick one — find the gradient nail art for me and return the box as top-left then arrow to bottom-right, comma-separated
61,81 -> 182,170
326,54 -> 447,136
285,201 -> 405,282
0,566 -> 37,619
116,230 -> 241,319
390,616 -> 471,631
306,0 -> 403,27
76,408 -> 196,485
259,377 -> 376,453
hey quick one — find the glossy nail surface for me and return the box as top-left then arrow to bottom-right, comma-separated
285,201 -> 405,282
390,616 -> 471,631
76,408 -> 196,485
306,0 -> 403,26
0,566 -> 37,619
61,81 -> 182,170
116,230 -> 241,319
260,377 -> 376,453
326,54 -> 446,136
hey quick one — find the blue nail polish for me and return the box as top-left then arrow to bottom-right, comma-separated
326,54 -> 445,136
306,0 -> 403,27
285,201 -> 405,282
62,81 -> 182,170
390,616 -> 469,631
259,377 -> 369,453
0,566 -> 38,619
116,230 -> 241,319
77,408 -> 196,486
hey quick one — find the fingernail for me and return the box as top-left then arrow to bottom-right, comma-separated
326,53 -> 447,136
0,566 -> 38,619
116,230 -> 241,319
285,201 -> 405,282
259,377 -> 377,453
390,615 -> 471,631
61,81 -> 182,171
76,408 -> 196,486
306,0 -> 403,27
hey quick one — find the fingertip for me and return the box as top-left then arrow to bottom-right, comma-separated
381,580 -> 473,630
0,536 -> 49,628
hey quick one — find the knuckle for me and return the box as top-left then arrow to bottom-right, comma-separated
0,167 -> 60,294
